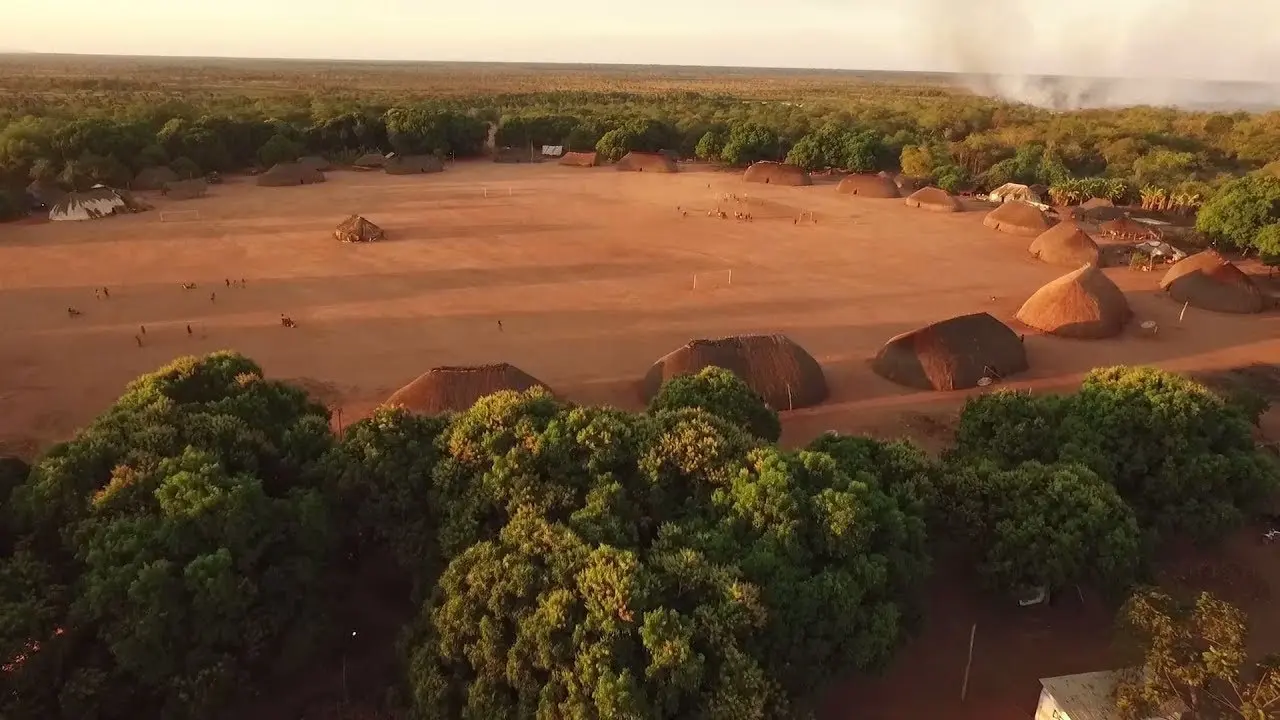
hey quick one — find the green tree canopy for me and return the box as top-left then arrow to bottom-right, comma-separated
1196,174 -> 1280,250
647,367 -> 781,442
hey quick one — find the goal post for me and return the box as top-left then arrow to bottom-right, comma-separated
159,209 -> 201,222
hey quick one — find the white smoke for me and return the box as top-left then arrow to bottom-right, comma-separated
909,0 -> 1280,111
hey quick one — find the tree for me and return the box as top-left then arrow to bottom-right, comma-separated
596,127 -> 636,163
1256,223 -> 1280,270
0,189 -> 23,222
899,144 -> 938,179
695,128 -> 728,162
720,123 -> 779,167
1115,589 -> 1280,720
785,123 -> 886,172
256,133 -> 303,167
168,156 -> 201,180
1196,174 -> 1280,251
934,164 -> 971,193
1131,148 -> 1202,189
647,367 -> 781,442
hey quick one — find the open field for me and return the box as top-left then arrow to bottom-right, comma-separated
4,162 -> 1280,719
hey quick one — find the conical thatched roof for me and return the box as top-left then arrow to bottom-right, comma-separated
1159,250 -> 1266,314
559,151 -> 599,167
297,155 -> 331,172
641,334 -> 828,410
162,178 -> 208,200
49,187 -> 128,221
384,364 -> 552,415
904,186 -> 961,212
836,174 -> 901,198
872,312 -> 1028,391
133,166 -> 179,191
384,155 -> 444,175
983,201 -> 1053,236
334,214 -> 385,243
616,152 -> 677,173
354,152 -> 387,168
257,162 -> 326,186
1016,265 -> 1132,339
1028,220 -> 1101,267
743,161 -> 812,186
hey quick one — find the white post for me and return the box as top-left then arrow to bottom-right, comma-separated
961,623 -> 977,701
787,384 -> 793,411
728,269 -> 733,286
483,187 -> 488,198
692,274 -> 698,291
1179,301 -> 1189,323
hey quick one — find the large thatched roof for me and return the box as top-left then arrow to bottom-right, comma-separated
257,162 -> 326,186
836,174 -> 901,198
384,364 -> 552,415
334,214 -> 385,243
872,312 -> 1028,391
559,151 -> 599,167
743,161 -> 812,186
616,152 -> 677,173
297,155 -> 331,172
1016,265 -> 1132,339
162,178 -> 208,200
384,155 -> 444,175
641,334 -> 828,410
1099,216 -> 1158,239
1159,250 -> 1266,314
133,166 -> 179,191
904,186 -> 961,212
49,187 -> 128,221
983,201 -> 1053,236
1028,220 -> 1101,267
354,152 -> 387,169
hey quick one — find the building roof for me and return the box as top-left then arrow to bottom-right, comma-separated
1041,671 -> 1183,720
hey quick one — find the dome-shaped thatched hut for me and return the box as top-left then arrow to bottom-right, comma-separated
384,364 -> 552,415
1015,265 -> 1132,339
354,152 -> 387,169
872,312 -> 1028,391
133,166 -> 179,191
641,334 -> 828,410
743,161 -> 812,186
1028,220 -> 1101,267
257,162 -> 326,186
297,155 -> 331,172
559,151 -> 599,167
1099,216 -> 1157,240
1159,250 -> 1266,314
616,152 -> 678,173
983,201 -> 1053,236
836,174 -> 901,198
162,178 -> 208,200
904,186 -> 961,212
384,155 -> 444,175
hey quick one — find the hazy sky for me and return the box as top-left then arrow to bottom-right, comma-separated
4,0 -> 1277,81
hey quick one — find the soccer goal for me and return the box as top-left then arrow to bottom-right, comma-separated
159,209 -> 201,222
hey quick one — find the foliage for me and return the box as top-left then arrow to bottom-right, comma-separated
168,156 -> 201,180
720,122 -> 780,167
0,188 -> 23,221
933,164 -> 970,193
785,122 -> 886,172
1196,174 -> 1280,250
1256,224 -> 1280,268
383,107 -> 487,157
695,127 -> 728,161
256,133 -> 303,167
495,114 -> 579,149
899,144 -> 938,178
1114,589 -> 1280,720
647,367 -> 781,442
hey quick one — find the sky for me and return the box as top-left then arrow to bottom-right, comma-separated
3,0 -> 1278,82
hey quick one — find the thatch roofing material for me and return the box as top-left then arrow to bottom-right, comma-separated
904,186 -> 961,212
49,187 -> 128,221
297,155 -> 331,172
1080,197 -> 1114,210
1016,265 -> 1132,339
162,178 -> 208,200
354,153 -> 387,168
836,174 -> 901,198
1099,216 -> 1157,238
641,334 -> 828,410
872,312 -> 1029,391
257,162 -> 326,186
559,151 -> 599,167
384,364 -> 552,415
1028,220 -> 1101,267
133,166 -> 179,191
384,155 -> 444,175
983,201 -> 1053,236
616,152 -> 678,173
1159,250 -> 1266,314
743,161 -> 812,186
334,214 -> 385,243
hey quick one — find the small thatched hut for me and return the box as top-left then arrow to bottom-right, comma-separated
162,178 -> 208,200
354,152 -> 387,169
384,155 -> 444,175
872,312 -> 1028,391
1016,265 -> 1132,339
559,151 -> 599,167
384,364 -> 552,415
836,174 -> 901,198
334,214 -> 385,243
904,186 -> 961,212
257,162 -> 326,186
1080,197 -> 1114,210
297,155 -> 331,172
1028,220 -> 1101,267
616,152 -> 678,173
983,201 -> 1053,236
1159,250 -> 1266,314
133,166 -> 179,191
743,161 -> 812,186
641,335 -> 828,410
1099,216 -> 1158,240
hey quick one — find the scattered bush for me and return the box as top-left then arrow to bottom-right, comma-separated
1195,174 -> 1280,250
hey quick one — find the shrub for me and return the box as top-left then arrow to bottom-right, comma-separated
256,133 -> 303,167
719,122 -> 779,167
168,156 -> 201,179
647,367 -> 781,442
1195,174 -> 1280,250
694,127 -> 727,161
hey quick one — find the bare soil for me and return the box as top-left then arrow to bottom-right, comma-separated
3,161 -> 1279,719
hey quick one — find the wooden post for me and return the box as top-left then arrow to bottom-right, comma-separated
728,269 -> 733,286
961,623 -> 977,701
787,384 -> 793,411
1179,301 -> 1189,323
336,408 -> 344,435
692,274 -> 698,291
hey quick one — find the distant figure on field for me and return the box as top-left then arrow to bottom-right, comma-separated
181,282 -> 196,290
225,278 -> 231,287
497,320 -> 504,332
135,335 -> 143,348
102,287 -> 109,299
187,324 -> 193,336
240,278 -> 246,287
94,288 -> 101,300
67,307 -> 81,317
280,314 -> 296,328
210,292 -> 216,303
140,324 -> 146,335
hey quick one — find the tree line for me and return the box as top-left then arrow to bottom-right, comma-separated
0,354 -> 1276,719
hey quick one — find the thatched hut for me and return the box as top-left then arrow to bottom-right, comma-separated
1015,265 -> 1132,339
334,214 -> 384,243
1080,197 -> 1114,210
616,152 -> 678,173
1028,220 -> 1101,267
559,151 -> 599,167
133,166 -> 179,191
641,335 -> 828,411
297,155 -> 331,172
354,152 -> 387,169
257,162 -> 326,186
1099,216 -> 1158,240
384,155 -> 444,175
836,174 -> 901,198
872,312 -> 1028,391
743,161 -> 812,186
383,364 -> 552,415
1159,250 -> 1266,314
904,186 -> 961,212
49,187 -> 128,221
162,178 -> 208,200
983,201 -> 1053,236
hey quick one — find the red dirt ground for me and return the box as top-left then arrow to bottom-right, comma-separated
2,162 -> 1278,719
